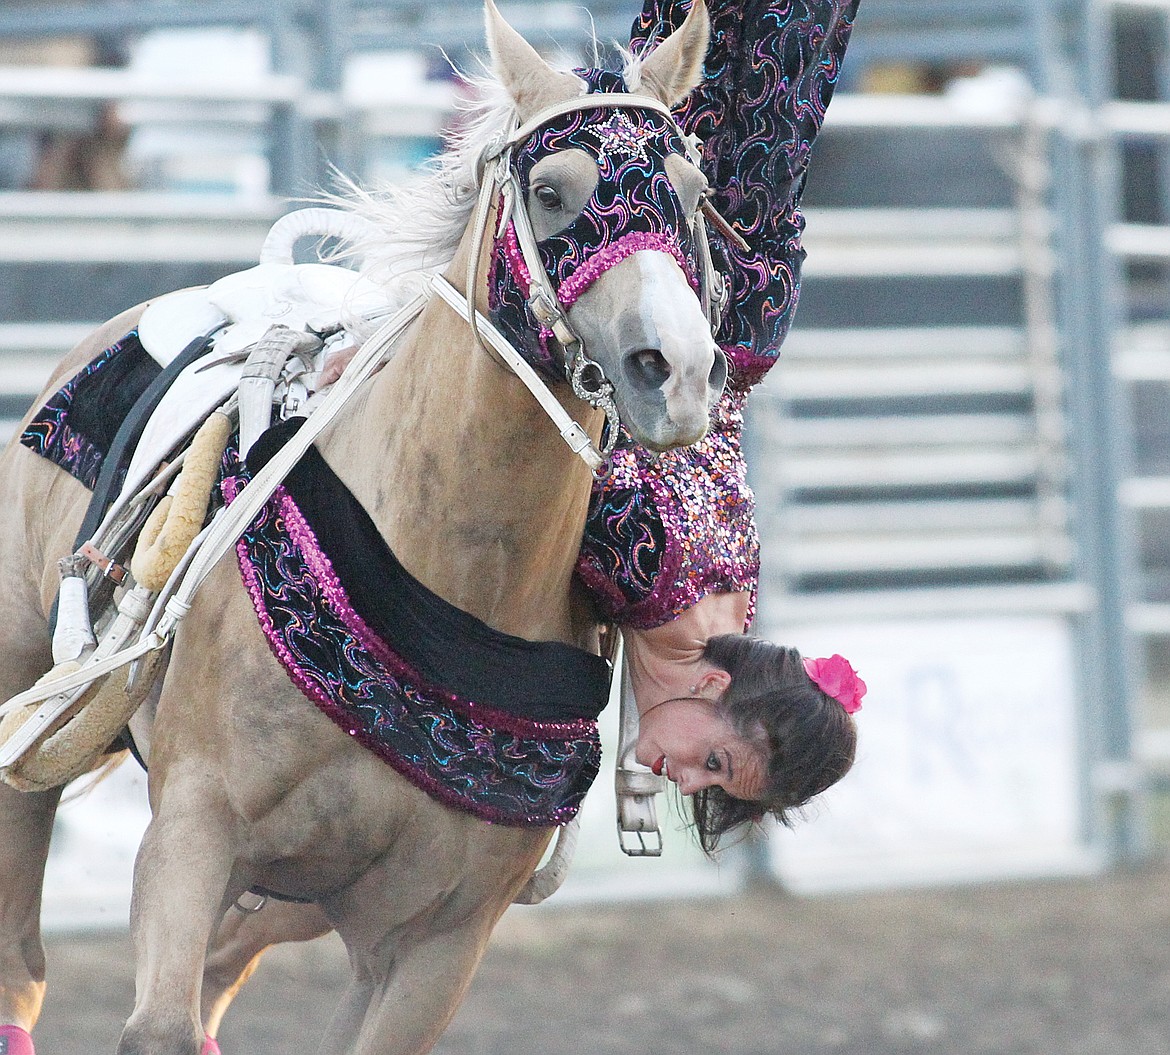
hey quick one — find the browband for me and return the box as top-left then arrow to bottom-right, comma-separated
502,92 -> 678,153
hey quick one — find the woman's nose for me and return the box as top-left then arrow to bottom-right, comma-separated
673,767 -> 718,796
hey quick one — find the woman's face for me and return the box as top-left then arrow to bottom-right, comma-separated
635,686 -> 768,801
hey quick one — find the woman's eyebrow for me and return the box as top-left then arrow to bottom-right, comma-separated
724,749 -> 735,782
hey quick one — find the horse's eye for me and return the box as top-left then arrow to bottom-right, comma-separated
533,184 -> 562,210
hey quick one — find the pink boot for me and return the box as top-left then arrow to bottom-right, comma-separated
201,1037 -> 222,1055
0,1025 -> 35,1055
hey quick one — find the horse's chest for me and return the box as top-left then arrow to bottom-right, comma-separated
210,430 -> 609,830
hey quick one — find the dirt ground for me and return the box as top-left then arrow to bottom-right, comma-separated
32,861 -> 1170,1054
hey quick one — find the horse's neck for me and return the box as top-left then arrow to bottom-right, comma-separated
319,264 -> 601,646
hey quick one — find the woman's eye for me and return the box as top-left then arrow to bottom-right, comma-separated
705,752 -> 722,773
533,184 -> 562,209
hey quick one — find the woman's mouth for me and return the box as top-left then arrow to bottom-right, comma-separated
652,755 -> 666,777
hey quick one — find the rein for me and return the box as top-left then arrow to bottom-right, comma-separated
431,275 -> 613,474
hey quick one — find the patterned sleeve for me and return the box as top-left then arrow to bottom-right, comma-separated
630,0 -> 861,386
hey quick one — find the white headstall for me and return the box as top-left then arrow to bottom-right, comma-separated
449,90 -> 734,478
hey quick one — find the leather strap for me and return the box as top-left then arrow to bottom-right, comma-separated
430,275 -> 605,474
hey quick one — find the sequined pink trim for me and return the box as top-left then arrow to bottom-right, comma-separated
726,344 -> 780,390
501,221 -> 532,297
237,563 -> 535,827
499,221 -> 555,356
235,482 -> 594,741
280,492 -> 596,739
231,493 -> 586,827
557,232 -> 697,308
576,383 -> 760,630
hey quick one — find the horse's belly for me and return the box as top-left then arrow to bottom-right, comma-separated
244,769 -> 551,923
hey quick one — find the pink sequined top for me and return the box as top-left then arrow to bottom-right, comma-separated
577,389 -> 759,630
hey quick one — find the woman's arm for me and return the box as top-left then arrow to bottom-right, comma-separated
630,0 -> 862,384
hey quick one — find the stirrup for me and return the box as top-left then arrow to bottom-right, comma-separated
614,639 -> 666,856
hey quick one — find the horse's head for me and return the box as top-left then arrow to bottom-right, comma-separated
481,0 -> 726,453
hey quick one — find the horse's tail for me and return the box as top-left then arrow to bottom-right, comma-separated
511,816 -> 581,905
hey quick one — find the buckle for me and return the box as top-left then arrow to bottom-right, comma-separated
78,542 -> 127,585
527,288 -> 562,329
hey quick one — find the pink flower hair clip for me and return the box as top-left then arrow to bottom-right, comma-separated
802,654 -> 866,715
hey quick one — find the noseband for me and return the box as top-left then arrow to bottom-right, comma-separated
439,88 -> 730,478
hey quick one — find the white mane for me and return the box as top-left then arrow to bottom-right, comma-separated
321,70 -> 524,338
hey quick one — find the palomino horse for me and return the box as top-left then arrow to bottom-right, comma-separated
0,2 -> 721,1053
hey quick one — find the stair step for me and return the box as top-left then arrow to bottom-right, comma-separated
774,496 -> 1063,534
779,325 -> 1026,360
767,412 -> 1037,448
771,447 -> 1043,489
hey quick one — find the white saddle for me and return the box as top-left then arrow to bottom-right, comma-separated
126,256 -> 391,488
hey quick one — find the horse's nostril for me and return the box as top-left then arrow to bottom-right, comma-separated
627,348 -> 671,388
708,349 -> 728,393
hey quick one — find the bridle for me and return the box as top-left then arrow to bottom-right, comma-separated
435,89 -> 732,478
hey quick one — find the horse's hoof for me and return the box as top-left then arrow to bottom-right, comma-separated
0,1024 -> 35,1055
201,1038 -> 222,1055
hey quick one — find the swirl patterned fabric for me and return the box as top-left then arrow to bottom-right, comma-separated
19,332 -> 153,490
222,466 -> 602,829
578,387 -> 759,629
575,0 -> 858,630
488,68 -> 703,378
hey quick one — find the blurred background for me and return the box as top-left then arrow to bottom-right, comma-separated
1,0 -> 1168,938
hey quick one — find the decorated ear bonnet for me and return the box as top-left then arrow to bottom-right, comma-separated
486,69 -> 724,388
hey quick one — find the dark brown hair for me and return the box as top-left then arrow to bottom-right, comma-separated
689,635 -> 857,853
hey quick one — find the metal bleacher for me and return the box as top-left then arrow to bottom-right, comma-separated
750,95 -> 1073,601
756,123 -> 1068,607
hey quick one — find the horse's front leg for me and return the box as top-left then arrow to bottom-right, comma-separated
117,778 -> 237,1055
319,823 -> 552,1055
320,909 -> 501,1055
201,900 -> 333,1038
0,783 -> 63,1045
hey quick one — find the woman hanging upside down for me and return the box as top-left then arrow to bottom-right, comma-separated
576,0 -> 865,850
